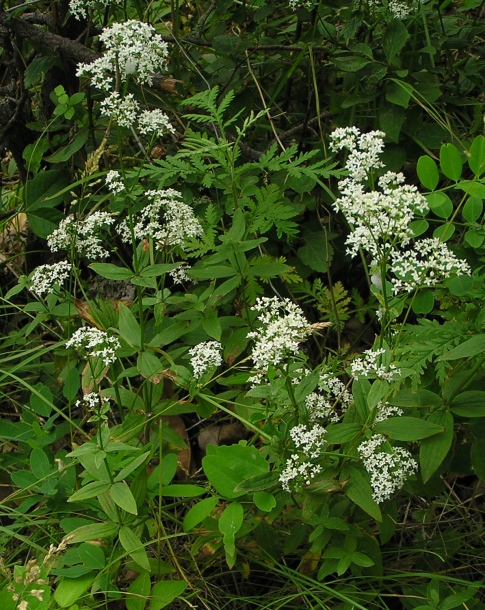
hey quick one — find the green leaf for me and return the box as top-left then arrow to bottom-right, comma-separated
246,262 -> 291,278
183,497 -> 219,532
53,572 -> 96,607
438,334 -> 485,361
344,466 -> 382,521
325,424 -> 362,444
78,543 -> 106,569
472,441 -> 485,481
110,482 -> 138,515
114,451 -> 150,482
203,444 -> 269,499
297,231 -> 333,273
90,263 -> 133,281
137,351 -> 164,380
455,180 -> 485,198
378,98 -> 405,143
118,303 -> 141,348
127,571 -> 151,610
140,263 -> 181,278
383,20 -> 410,62
294,369 -> 320,403
233,471 -> 280,493
451,391 -> 485,417
417,156 -> 439,190
68,481 -> 111,503
161,485 -> 206,498
462,196 -> 483,223
440,144 -> 462,181
374,416 -> 443,440
385,80 -> 411,108
419,411 -> 454,482
28,206 -> 64,239
412,290 -> 434,314
219,501 -> 244,542
119,526 -> 151,572
468,134 -> 485,176
426,192 -> 453,219
45,130 -> 89,163
189,265 -> 238,280
253,491 -> 277,512
433,223 -> 455,241
30,447 -> 51,479
447,274 -> 473,297
150,580 -> 188,610
24,55 -> 53,88
30,382 -> 53,416
66,522 -> 119,544
409,219 -> 429,237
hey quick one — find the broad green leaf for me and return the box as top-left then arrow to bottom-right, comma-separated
426,192 -> 453,219
253,491 -> 277,512
468,134 -> 485,176
30,448 -> 51,479
343,466 -> 382,521
110,482 -> 138,515
137,350 -> 164,380
412,290 -> 434,314
246,262 -> 291,278
374,416 -> 443,440
89,263 -> 133,281
45,130 -> 89,163
114,451 -> 151,482
78,543 -> 106,569
383,20 -> 410,62
189,265 -> 238,280
433,223 -> 455,241
119,526 -> 150,572
161,484 -> 206,498
419,411 -> 454,482
378,98 -> 405,143
0,420 -> 35,442
472,441 -> 485,481
219,501 -> 244,542
455,180 -> 485,198
118,303 -> 141,348
294,369 -> 320,403
203,443 -> 269,499
66,522 -> 119,544
438,334 -> 485,361
409,219 -> 429,237
183,497 -> 219,532
297,231 -> 333,273
462,196 -> 483,223
417,156 -> 439,190
333,56 -> 371,72
53,572 -> 95,607
233,471 -> 280,493
440,143 -> 462,181
140,263 -> 180,278
325,424 -> 362,444
446,274 -> 473,297
385,80 -> 411,108
451,391 -> 485,417
68,481 -> 111,503
127,571 -> 151,610
150,580 -> 188,610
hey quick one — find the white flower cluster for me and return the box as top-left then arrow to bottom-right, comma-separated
330,127 -> 470,291
358,434 -> 417,503
69,0 -> 122,20
76,20 -> 174,135
105,170 -> 125,194
77,20 -> 169,90
189,341 -> 223,380
390,237 -> 471,294
117,189 -> 202,249
288,0 -> 316,8
306,374 -> 352,423
334,170 -> 428,258
279,423 -> 327,492
66,327 -> 121,366
29,261 -> 71,297
138,109 -> 176,137
373,401 -> 404,424
75,392 -> 109,411
388,0 -> 412,18
169,263 -> 193,285
350,347 -> 399,382
247,297 -> 311,385
47,212 -> 115,260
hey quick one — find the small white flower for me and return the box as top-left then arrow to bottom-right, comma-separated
69,0 -> 122,20
169,263 -> 194,285
75,392 -> 109,411
390,238 -> 471,294
47,212 -> 115,260
106,170 -> 125,194
189,341 -> 223,379
279,423 -> 327,492
117,189 -> 202,250
247,297 -> 311,384
100,92 -> 140,128
350,347 -> 399,382
66,327 -> 120,366
358,434 -> 417,503
138,109 -> 175,137
373,401 -> 404,424
29,261 -> 71,297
